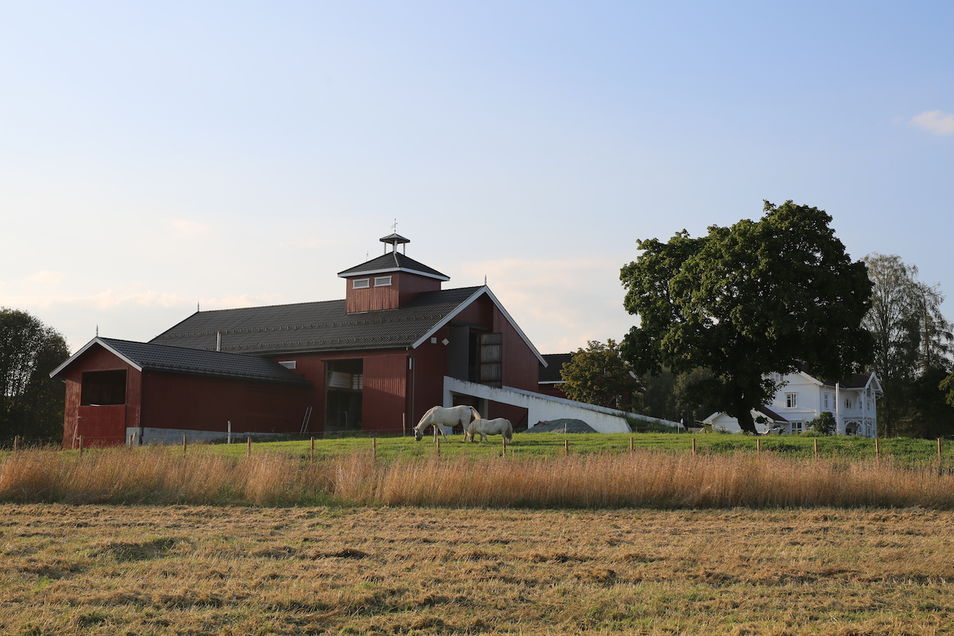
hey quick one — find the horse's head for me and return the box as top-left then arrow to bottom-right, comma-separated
414,428 -> 423,441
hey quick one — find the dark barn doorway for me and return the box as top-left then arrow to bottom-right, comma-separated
325,359 -> 363,433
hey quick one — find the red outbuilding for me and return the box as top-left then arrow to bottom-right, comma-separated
52,234 -> 548,446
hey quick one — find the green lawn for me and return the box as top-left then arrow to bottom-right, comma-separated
197,431 -> 951,467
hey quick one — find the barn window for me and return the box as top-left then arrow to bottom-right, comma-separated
80,370 -> 126,405
278,360 -> 297,369
374,275 -> 392,287
352,278 -> 370,289
479,333 -> 502,384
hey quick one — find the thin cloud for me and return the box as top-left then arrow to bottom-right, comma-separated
910,110 -> 954,136
166,218 -> 211,237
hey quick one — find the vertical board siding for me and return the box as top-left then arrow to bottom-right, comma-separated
362,354 -> 408,433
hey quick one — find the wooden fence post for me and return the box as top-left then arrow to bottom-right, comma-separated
813,438 -> 819,460
564,439 -> 569,457
436,436 -> 441,458
756,438 -> 762,454
691,437 -> 697,456
12,435 -> 19,452
246,436 -> 252,458
310,436 -> 315,461
875,436 -> 881,462
182,434 -> 188,455
938,438 -> 944,466
79,436 -> 84,456
629,436 -> 634,453
372,436 -> 377,460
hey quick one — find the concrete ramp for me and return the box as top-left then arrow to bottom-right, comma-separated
442,376 -> 681,434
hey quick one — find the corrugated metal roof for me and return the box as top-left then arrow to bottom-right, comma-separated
336,252 -> 449,280
150,286 -> 482,355
83,338 -> 311,385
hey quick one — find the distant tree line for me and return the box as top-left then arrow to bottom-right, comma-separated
562,202 -> 954,438
0,308 -> 70,443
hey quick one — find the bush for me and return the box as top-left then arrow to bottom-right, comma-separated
808,412 -> 836,435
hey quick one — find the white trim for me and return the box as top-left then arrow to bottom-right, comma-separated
538,380 -> 565,385
373,275 -> 392,287
410,286 -> 547,366
49,338 -> 144,378
339,267 -> 449,282
352,278 -> 370,289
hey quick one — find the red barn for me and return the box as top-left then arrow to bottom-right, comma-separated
52,233 -> 547,446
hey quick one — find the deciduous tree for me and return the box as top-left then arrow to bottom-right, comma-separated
620,201 -> 872,434
0,308 -> 70,442
560,339 -> 641,412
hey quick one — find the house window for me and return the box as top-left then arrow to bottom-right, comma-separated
374,275 -> 392,287
845,397 -> 852,409
479,333 -> 502,384
823,393 -> 830,409
352,278 -> 370,289
80,370 -> 126,405
790,421 -> 803,434
785,393 -> 797,408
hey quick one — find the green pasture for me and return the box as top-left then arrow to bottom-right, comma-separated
200,432 -> 950,467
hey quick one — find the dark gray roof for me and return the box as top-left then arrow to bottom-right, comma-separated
150,286 -> 483,355
757,406 -> 788,423
540,353 -> 572,382
78,338 -> 310,385
336,251 -> 449,280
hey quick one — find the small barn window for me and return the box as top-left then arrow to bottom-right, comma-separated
278,360 -> 297,369
352,278 -> 370,289
374,275 -> 392,287
80,370 -> 127,405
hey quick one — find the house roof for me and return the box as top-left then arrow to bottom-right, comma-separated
150,285 -> 547,365
539,353 -> 573,383
757,406 -> 788,423
336,251 -> 449,281
50,337 -> 311,385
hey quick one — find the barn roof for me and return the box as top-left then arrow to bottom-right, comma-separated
150,286 -> 484,355
50,337 -> 311,385
336,251 -> 449,281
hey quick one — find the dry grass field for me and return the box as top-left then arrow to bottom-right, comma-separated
0,504 -> 951,635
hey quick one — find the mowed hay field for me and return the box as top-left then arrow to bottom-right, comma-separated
1,505 -> 952,635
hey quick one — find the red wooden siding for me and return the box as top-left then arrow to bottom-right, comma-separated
345,272 -> 442,313
59,344 -> 141,448
362,354 -> 408,433
140,372 -> 311,434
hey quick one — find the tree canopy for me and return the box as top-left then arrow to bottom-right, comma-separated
559,339 -> 641,412
620,201 -> 873,434
0,308 -> 70,442
862,253 -> 953,436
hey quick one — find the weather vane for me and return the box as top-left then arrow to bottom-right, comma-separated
391,218 -> 398,233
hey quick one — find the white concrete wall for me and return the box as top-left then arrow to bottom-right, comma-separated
125,427 -> 287,445
442,377 -> 682,434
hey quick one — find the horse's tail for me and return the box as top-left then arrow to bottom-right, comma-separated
504,420 -> 514,441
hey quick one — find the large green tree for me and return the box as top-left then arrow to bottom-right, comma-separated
862,253 -> 953,435
620,201 -> 873,434
560,339 -> 642,412
0,308 -> 70,442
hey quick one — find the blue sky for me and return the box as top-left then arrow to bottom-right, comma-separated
1,1 -> 952,353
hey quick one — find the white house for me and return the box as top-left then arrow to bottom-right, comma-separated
704,370 -> 883,437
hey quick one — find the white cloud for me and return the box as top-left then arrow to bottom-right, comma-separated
910,110 -> 954,136
166,218 -> 211,237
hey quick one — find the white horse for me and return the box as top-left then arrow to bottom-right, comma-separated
413,405 -> 481,441
464,417 -> 513,443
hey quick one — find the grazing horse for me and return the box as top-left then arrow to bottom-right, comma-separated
413,405 -> 481,441
464,417 -> 513,443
